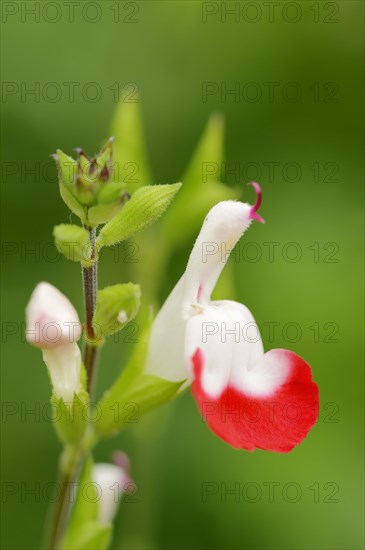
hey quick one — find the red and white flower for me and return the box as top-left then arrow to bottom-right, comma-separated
146,183 -> 319,452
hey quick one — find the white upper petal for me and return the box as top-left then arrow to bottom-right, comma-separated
183,201 -> 253,304
146,201 -> 258,385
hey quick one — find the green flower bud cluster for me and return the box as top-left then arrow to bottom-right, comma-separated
54,138 -> 130,227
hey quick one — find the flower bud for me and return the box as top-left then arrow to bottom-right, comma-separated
74,138 -> 114,205
92,455 -> 133,525
26,282 -> 82,402
54,139 -> 130,227
26,282 -> 81,348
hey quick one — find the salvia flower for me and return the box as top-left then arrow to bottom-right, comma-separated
26,282 -> 82,402
146,183 -> 319,452
92,453 -> 133,525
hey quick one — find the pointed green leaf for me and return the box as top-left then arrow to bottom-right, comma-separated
159,113 -> 239,249
182,112 -> 225,188
96,183 -> 182,249
95,374 -> 183,438
93,283 -> 141,337
111,97 -> 153,192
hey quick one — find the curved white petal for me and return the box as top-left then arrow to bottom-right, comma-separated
183,201 -> 253,304
145,276 -> 187,382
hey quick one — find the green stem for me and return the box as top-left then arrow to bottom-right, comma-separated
45,227 -> 101,549
45,445 -> 82,550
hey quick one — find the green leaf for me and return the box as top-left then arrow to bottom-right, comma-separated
94,321 -> 184,437
51,391 -> 89,445
182,112 -> 225,188
95,374 -> 183,438
96,183 -> 182,249
60,458 -> 113,550
93,283 -> 141,337
53,224 -> 91,265
55,150 -> 87,223
111,97 -> 153,192
159,113 -> 239,249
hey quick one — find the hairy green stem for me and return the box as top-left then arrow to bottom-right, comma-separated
82,226 -> 99,394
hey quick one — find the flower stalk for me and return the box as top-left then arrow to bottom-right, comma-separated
25,126 -> 187,550
46,224 -> 101,549
45,433 -> 97,550
82,226 -> 100,395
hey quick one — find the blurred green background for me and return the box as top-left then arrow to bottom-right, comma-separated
1,1 -> 364,549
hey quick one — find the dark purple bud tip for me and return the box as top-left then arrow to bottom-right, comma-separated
247,181 -> 265,224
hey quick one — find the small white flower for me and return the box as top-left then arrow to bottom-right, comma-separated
26,282 -> 82,402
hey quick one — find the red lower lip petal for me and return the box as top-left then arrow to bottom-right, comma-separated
191,348 -> 319,453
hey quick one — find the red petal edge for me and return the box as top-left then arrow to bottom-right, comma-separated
191,348 -> 319,453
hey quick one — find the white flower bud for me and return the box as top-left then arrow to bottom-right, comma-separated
92,461 -> 132,525
26,282 -> 81,348
26,282 -> 82,402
